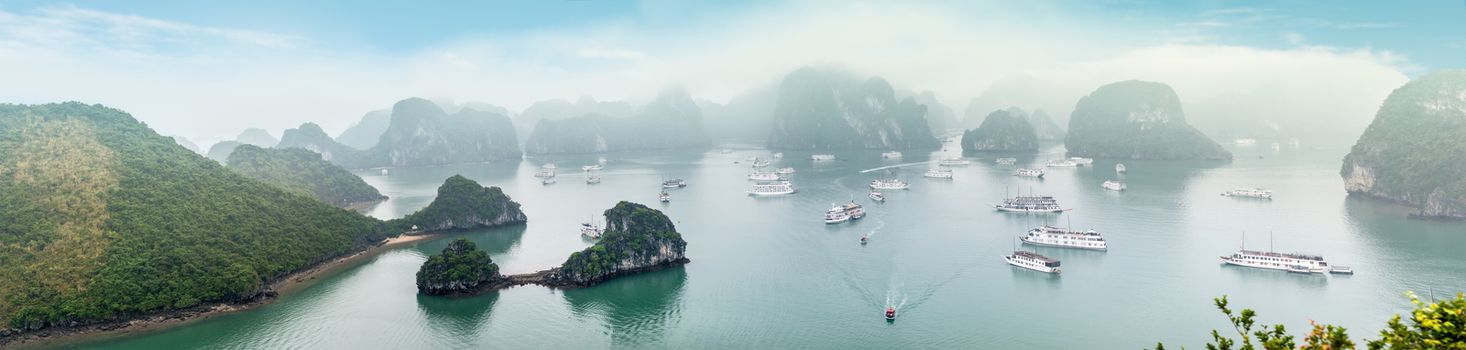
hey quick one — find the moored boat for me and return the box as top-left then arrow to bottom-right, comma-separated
581,164 -> 603,171
775,167 -> 796,175
542,177 -> 556,185
1115,163 -> 1127,174
869,190 -> 885,203
1021,225 -> 1107,250
748,171 -> 781,181
534,167 -> 556,178
1329,266 -> 1354,275
1222,188 -> 1272,199
659,191 -> 671,202
869,178 -> 911,190
585,175 -> 601,184
811,154 -> 837,161
1220,247 -> 1329,274
747,181 -> 796,196
1013,168 -> 1045,178
995,157 -> 1017,165
580,221 -> 603,239
1069,157 -> 1094,166
750,157 -> 772,167
994,195 -> 1064,213
923,168 -> 953,179
1102,180 -> 1126,191
662,179 -> 688,188
939,157 -> 970,166
1046,159 -> 1079,168
881,151 -> 903,159
1005,250 -> 1061,274
824,201 -> 866,224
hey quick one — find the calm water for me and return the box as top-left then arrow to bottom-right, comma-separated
65,142 -> 1466,349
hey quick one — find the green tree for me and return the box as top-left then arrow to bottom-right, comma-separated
1158,293 -> 1466,349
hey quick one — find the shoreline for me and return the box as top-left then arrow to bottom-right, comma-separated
0,233 -> 443,349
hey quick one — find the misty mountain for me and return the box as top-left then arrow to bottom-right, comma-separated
206,141 -> 243,162
1002,107 -> 1065,141
235,128 -> 279,147
514,97 -> 634,142
277,122 -> 371,167
961,109 -> 1039,152
373,98 -> 520,165
908,90 -> 959,134
1343,70 -> 1466,219
525,87 -> 709,154
700,84 -> 778,142
334,110 -> 390,150
767,67 -> 939,150
171,135 -> 201,154
1064,80 -> 1230,160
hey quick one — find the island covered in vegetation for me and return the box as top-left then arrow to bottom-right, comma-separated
416,239 -> 501,295
1342,70 -> 1466,219
390,175 -> 527,232
1065,80 -> 1231,160
961,109 -> 1040,152
225,144 -> 386,208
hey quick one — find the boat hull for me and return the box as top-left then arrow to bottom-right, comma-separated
1219,257 -> 1324,273
1005,256 -> 1060,274
1020,236 -> 1107,251
747,190 -> 796,196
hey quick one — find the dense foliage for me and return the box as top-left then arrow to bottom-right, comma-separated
1156,293 -> 1466,349
1065,80 -> 1231,160
556,202 -> 686,283
767,67 -> 940,150
415,239 -> 500,295
0,102 -> 388,330
392,175 -> 526,232
278,98 -> 520,169
524,88 -> 709,154
961,109 -> 1040,151
225,145 -> 386,207
1341,70 -> 1466,218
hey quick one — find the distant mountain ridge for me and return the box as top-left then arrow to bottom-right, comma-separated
767,67 -> 939,150
524,88 -> 709,154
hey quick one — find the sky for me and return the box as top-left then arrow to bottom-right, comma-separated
0,0 -> 1461,146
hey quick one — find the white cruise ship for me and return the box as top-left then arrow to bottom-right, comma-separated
534,167 -> 556,178
662,179 -> 687,188
1102,180 -> 1126,191
869,178 -> 910,190
1069,157 -> 1094,166
1005,250 -> 1061,274
775,167 -> 796,175
823,201 -> 866,224
542,163 -> 558,169
747,181 -> 796,196
869,190 -> 885,202
994,195 -> 1064,213
881,151 -> 903,159
1220,249 -> 1329,274
1046,159 -> 1079,168
995,157 -> 1017,165
811,154 -> 837,161
1014,168 -> 1045,178
748,171 -> 781,181
939,157 -> 970,166
1021,225 -> 1106,250
1222,188 -> 1273,199
580,221 -> 603,239
585,174 -> 602,184
581,164 -> 603,171
923,168 -> 953,179
1234,138 -> 1258,145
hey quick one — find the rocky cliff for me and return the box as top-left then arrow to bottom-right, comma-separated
1025,109 -> 1066,141
1342,70 -> 1466,219
1064,80 -> 1230,160
277,122 -> 374,168
767,67 -> 939,150
371,98 -> 520,166
334,109 -> 390,150
393,175 -> 526,232
961,109 -> 1039,152
416,239 -> 501,295
514,97 -> 634,142
543,202 -> 688,287
524,88 -> 709,154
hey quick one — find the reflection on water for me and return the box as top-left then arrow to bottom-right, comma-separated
416,293 -> 500,340
562,267 -> 688,347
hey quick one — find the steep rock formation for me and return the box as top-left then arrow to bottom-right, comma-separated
205,140 -> 244,162
371,98 -> 520,166
1342,70 -> 1466,219
1064,80 -> 1230,160
543,202 -> 688,287
416,239 -> 501,295
393,175 -> 526,232
767,67 -> 939,150
334,109 -> 390,150
961,110 -> 1039,151
524,88 -> 709,154
235,128 -> 278,147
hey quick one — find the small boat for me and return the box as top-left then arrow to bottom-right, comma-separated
885,306 -> 897,320
581,164 -> 603,171
860,233 -> 870,245
585,175 -> 601,184
748,171 -> 781,181
811,154 -> 837,161
542,177 -> 556,185
597,156 -> 607,165
869,178 -> 910,190
380,168 -> 389,176
1046,159 -> 1079,168
1069,157 -> 1094,166
542,163 -> 558,169
1329,266 -> 1354,275
1014,168 -> 1045,178
939,157 -> 970,166
923,168 -> 953,179
662,179 -> 688,188
1115,163 -> 1127,174
1102,180 -> 1126,191
1006,250 -> 1061,274
747,181 -> 796,196
659,191 -> 671,202
580,221 -> 603,239
750,158 -> 772,167
772,152 -> 784,159
534,168 -> 556,178
1271,142 -> 1282,151
1285,264 -> 1319,274
775,167 -> 796,175
1222,188 -> 1273,199
869,190 -> 885,203
995,158 -> 1017,165
881,151 -> 903,159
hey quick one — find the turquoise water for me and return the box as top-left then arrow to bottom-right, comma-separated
66,142 -> 1466,349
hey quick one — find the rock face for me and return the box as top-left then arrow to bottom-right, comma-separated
372,98 -> 520,166
961,110 -> 1039,152
395,175 -> 526,232
205,140 -> 244,162
335,109 -> 391,150
912,91 -> 959,134
1065,80 -> 1230,160
225,145 -> 386,207
544,202 -> 688,287
416,239 -> 501,295
767,67 -> 940,150
235,128 -> 278,147
514,97 -> 634,143
524,88 -> 709,154
1342,70 -> 1466,219
277,122 -> 372,168
1025,109 -> 1066,141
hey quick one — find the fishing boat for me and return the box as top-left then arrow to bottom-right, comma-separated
1006,250 -> 1061,274
585,174 -> 601,184
869,190 -> 885,202
885,306 -> 897,320
811,154 -> 837,161
939,157 -> 970,166
1021,225 -> 1106,250
1102,180 -> 1126,191
659,191 -> 671,202
747,181 -> 796,196
1222,188 -> 1273,199
1115,163 -> 1127,174
748,171 -> 781,181
775,167 -> 796,175
995,157 -> 1017,165
1046,159 -> 1079,168
1069,157 -> 1094,166
580,221 -> 603,239
581,164 -> 603,171
824,201 -> 865,224
662,178 -> 688,188
1013,168 -> 1045,178
881,151 -> 903,159
1329,266 -> 1354,275
860,233 -> 870,245
994,195 -> 1064,213
923,168 -> 953,179
750,157 -> 772,167
869,178 -> 911,190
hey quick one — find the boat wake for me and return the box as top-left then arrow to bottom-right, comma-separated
858,161 -> 931,174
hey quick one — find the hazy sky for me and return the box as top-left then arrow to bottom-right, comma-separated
0,0 -> 1460,146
